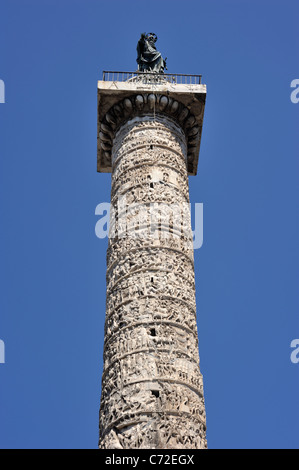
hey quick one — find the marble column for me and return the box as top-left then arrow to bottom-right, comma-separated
97,78 -> 207,449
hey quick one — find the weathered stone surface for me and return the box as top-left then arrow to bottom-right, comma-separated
98,109 -> 207,449
97,80 -> 206,175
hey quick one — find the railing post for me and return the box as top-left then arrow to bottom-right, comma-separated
100,71 -> 203,85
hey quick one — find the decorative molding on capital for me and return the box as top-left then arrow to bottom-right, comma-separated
97,80 -> 206,175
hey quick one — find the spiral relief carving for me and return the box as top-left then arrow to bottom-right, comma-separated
98,112 -> 207,449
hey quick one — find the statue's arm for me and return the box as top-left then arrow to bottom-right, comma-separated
137,40 -> 142,61
137,34 -> 146,61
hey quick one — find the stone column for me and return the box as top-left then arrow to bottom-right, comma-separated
97,79 -> 207,449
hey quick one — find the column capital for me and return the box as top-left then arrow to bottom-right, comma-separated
97,77 -> 206,175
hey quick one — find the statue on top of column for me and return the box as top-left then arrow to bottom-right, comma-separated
136,33 -> 167,73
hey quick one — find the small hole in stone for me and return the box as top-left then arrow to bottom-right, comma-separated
151,277 -> 154,283
150,328 -> 156,337
150,182 -> 154,189
151,390 -> 160,398
150,145 -> 153,150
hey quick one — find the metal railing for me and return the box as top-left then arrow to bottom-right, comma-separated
102,71 -> 202,85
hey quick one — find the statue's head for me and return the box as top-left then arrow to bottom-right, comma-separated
147,33 -> 157,43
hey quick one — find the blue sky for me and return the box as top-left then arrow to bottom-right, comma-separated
0,0 -> 298,449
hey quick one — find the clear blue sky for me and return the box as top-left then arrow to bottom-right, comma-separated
0,0 -> 298,449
